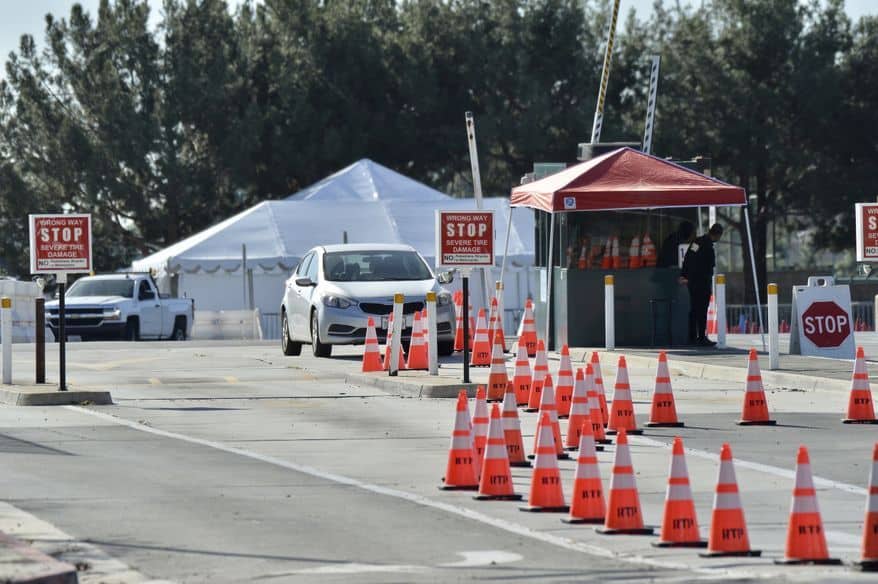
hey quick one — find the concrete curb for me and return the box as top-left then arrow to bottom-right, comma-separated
344,373 -> 480,398
0,388 -> 113,406
0,531 -> 78,584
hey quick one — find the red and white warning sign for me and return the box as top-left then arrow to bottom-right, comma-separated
435,210 -> 494,267
855,203 -> 878,262
790,276 -> 855,359
29,214 -> 93,274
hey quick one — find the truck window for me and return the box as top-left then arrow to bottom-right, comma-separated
67,279 -> 135,298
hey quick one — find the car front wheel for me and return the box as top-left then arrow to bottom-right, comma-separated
281,312 -> 302,356
311,311 -> 332,358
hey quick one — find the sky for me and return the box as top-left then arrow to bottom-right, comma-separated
1,0 -> 876,76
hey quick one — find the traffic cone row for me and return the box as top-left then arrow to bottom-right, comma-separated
555,345 -> 575,419
518,299 -> 538,357
526,340 -> 549,412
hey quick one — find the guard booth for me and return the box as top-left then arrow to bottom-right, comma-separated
508,147 -> 757,349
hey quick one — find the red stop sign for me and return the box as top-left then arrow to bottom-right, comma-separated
802,301 -> 851,347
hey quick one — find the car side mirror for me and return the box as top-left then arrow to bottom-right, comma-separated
295,277 -> 316,287
437,271 -> 454,285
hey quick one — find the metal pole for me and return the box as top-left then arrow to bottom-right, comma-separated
462,274 -> 470,383
464,112 -> 491,311
545,212 -> 555,348
642,55 -> 661,154
242,244 -> 248,309
35,298 -> 45,383
590,0 -> 622,143
1,297 -> 11,385
743,208 -> 766,350
498,204 -> 514,294
58,275 -> 67,391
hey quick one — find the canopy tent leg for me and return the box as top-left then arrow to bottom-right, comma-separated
545,211 -> 555,346
743,208 -> 766,350
498,205 -> 515,330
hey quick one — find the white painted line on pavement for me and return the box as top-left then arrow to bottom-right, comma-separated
630,435 -> 868,497
65,406 -> 763,579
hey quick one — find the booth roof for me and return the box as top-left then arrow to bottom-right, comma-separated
510,147 -> 747,213
286,158 -> 451,202
131,199 -> 533,276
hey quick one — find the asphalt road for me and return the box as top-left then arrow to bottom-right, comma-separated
0,340 -> 874,582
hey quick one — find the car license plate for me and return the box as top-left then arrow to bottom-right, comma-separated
381,314 -> 412,330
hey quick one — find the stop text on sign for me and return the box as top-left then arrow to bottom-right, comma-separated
801,300 -> 851,348
435,210 -> 495,267
29,214 -> 93,274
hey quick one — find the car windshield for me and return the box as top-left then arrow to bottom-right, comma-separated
66,278 -> 135,298
323,251 -> 432,282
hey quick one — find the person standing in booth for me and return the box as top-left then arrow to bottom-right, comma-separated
658,221 -> 695,268
680,223 -> 723,347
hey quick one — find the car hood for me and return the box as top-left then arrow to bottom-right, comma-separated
45,296 -> 128,309
322,280 -> 438,300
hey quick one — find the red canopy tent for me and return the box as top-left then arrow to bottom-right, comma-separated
502,147 -> 762,346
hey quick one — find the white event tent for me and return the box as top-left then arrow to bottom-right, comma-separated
131,160 -> 535,335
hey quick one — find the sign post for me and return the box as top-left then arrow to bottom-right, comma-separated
435,210 -> 495,384
29,214 -> 92,392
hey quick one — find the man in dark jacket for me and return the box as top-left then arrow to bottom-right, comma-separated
657,221 -> 695,268
680,223 -> 723,346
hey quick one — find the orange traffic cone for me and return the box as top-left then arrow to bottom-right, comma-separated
525,340 -> 549,412
628,235 -> 642,269
519,300 -> 538,357
654,437 -> 706,548
361,317 -> 383,372
453,291 -> 465,352
854,443 -> 878,571
590,352 -> 609,425
646,351 -> 683,427
706,295 -> 718,335
406,311 -> 428,370
844,347 -> 878,424
737,349 -> 776,426
470,309 -> 491,367
596,428 -> 654,535
612,236 -> 622,269
775,446 -> 841,565
641,233 -> 657,267
531,375 -> 568,460
607,356 -> 642,435
494,295 -> 508,353
556,345 -> 575,419
511,345 -> 532,406
440,390 -> 479,490
577,246 -> 588,270
600,238 -> 612,269
486,329 -> 509,402
700,443 -> 761,557
520,412 -> 569,512
566,368 -> 603,451
471,386 -> 489,478
586,363 -> 611,445
486,297 -> 499,350
561,420 -> 606,524
474,404 -> 522,501
383,313 -> 406,371
501,381 -> 530,468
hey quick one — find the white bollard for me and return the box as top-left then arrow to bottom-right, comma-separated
768,283 -> 779,370
426,292 -> 438,375
389,293 -> 404,376
604,275 -> 615,350
1,297 -> 11,385
716,274 -> 727,349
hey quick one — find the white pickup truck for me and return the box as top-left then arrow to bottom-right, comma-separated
45,274 -> 194,341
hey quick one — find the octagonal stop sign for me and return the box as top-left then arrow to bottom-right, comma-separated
801,301 -> 851,348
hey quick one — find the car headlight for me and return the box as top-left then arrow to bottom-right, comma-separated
437,292 -> 452,306
322,295 -> 355,309
103,307 -> 122,321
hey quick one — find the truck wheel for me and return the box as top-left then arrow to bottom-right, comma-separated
438,340 -> 454,357
171,317 -> 187,341
281,312 -> 301,356
310,312 -> 332,358
123,319 -> 140,341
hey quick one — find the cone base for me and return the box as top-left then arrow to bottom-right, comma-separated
519,505 -> 570,513
842,418 -> 878,424
527,453 -> 571,461
474,493 -> 523,501
773,557 -> 842,566
596,526 -> 655,535
565,445 -> 604,452
486,398 -> 503,403
522,407 -> 539,413
854,560 -> 878,571
606,429 -> 644,435
736,419 -> 777,426
438,484 -> 479,491
699,549 -> 762,558
558,415 -> 569,420
652,540 -> 708,548
509,460 -> 532,468
645,421 -> 685,428
596,438 -> 613,445
561,516 -> 604,525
